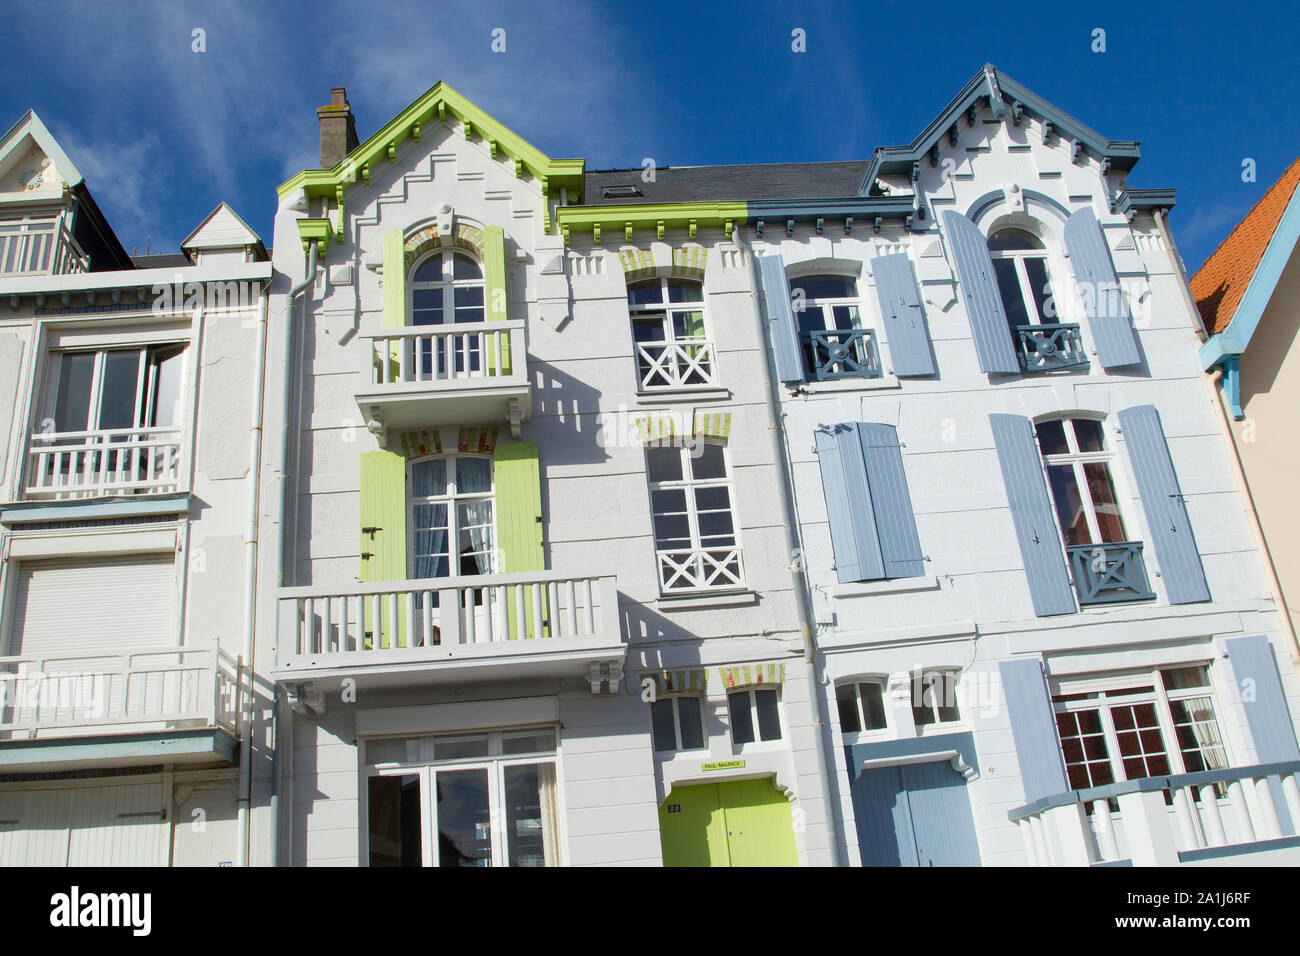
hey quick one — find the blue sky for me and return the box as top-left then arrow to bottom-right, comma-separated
2,0 -> 1297,270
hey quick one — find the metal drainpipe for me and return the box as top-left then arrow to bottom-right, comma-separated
235,288 -> 270,868
733,224 -> 841,866
259,239 -> 318,868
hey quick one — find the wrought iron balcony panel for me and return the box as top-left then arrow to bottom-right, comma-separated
802,329 -> 881,381
1067,541 -> 1156,605
1014,323 -> 1089,373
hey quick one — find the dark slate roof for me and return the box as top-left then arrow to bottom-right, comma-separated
130,253 -> 192,268
582,162 -> 868,205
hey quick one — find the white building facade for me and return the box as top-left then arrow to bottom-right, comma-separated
0,111 -> 272,866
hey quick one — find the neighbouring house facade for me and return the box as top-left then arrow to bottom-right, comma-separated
0,111 -> 273,865
1192,156 -> 1300,652
742,66 -> 1300,867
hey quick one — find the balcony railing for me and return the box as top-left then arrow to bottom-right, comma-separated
0,218 -> 89,276
636,339 -> 718,390
1010,761 -> 1300,866
802,329 -> 881,381
275,571 -> 622,685
357,321 -> 530,431
1013,323 -> 1088,373
657,548 -> 745,594
0,646 -> 240,740
25,426 -> 185,500
1066,541 -> 1155,605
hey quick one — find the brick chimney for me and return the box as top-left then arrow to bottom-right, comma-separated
317,87 -> 359,168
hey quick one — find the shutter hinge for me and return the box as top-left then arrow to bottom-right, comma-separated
362,526 -> 380,539
361,552 -> 374,561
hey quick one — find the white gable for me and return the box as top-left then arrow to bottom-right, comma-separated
0,111 -> 82,201
182,202 -> 263,252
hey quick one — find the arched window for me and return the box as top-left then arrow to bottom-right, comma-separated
1033,417 -> 1126,548
988,228 -> 1054,331
626,277 -> 714,389
787,274 -> 877,380
410,250 -> 485,326
407,454 -> 495,580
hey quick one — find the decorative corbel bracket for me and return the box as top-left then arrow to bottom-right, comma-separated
587,659 -> 624,695
287,682 -> 326,717
506,397 -> 523,438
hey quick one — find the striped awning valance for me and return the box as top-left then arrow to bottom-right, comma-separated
641,669 -> 709,696
718,662 -> 787,690
398,429 -> 442,458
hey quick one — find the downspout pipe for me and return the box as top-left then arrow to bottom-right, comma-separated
236,287 -> 270,867
735,224 -> 841,865
262,239 -> 318,868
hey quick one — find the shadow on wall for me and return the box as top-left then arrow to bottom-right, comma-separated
527,358 -> 609,467
1238,283 -> 1300,408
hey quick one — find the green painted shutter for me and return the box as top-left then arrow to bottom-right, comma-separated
494,441 -> 544,637
382,230 -> 406,328
360,450 -> 407,648
483,225 -> 510,375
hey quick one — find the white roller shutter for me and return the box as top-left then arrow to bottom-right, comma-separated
0,784 -> 164,866
9,555 -> 178,658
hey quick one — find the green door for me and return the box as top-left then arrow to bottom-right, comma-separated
659,779 -> 798,867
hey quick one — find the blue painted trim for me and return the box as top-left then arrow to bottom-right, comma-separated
844,731 -> 978,780
0,728 -> 237,769
1179,834 -> 1300,863
0,493 -> 192,525
748,196 -> 914,222
964,189 -> 1071,230
1222,355 -> 1243,419
1092,859 -> 1134,867
1115,187 -> 1176,215
1199,176 -> 1300,370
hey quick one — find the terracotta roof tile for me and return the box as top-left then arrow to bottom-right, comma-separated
1190,155 -> 1300,335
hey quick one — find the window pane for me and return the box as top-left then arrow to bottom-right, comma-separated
455,456 -> 492,494
53,352 -> 95,432
452,254 -> 481,280
651,512 -> 691,549
789,275 -> 855,300
646,447 -> 683,483
504,763 -> 558,867
1056,710 -> 1114,790
367,737 -> 422,765
627,282 -> 663,306
755,689 -> 782,741
1071,419 -> 1106,453
411,503 -> 449,580
1083,462 -> 1127,543
98,349 -> 141,430
987,229 -> 1044,251
501,731 -> 556,755
1169,696 -> 1228,773
992,258 -> 1030,328
666,279 -> 703,303
689,443 -> 726,481
412,288 -> 444,325
457,501 -> 494,574
1023,257 -> 1054,323
434,735 -> 490,760
651,698 -> 677,751
728,691 -> 755,745
413,257 -> 442,283
1161,665 -> 1211,692
1046,464 -> 1092,546
830,305 -> 858,331
368,774 -> 422,867
147,347 -> 185,428
861,682 -> 887,731
677,696 -> 705,750
454,284 -> 483,307
435,768 -> 493,867
1112,703 -> 1170,780
632,316 -> 667,343
1035,419 -> 1069,456
836,684 -> 862,733
411,458 -> 448,497
696,508 -> 735,544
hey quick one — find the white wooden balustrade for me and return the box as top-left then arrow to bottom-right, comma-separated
1012,761 -> 1300,866
636,340 -> 719,390
26,426 -> 184,499
0,646 -> 239,739
0,217 -> 88,275
278,571 -> 619,664
365,321 -> 526,387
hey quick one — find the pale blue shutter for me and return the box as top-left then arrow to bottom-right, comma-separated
815,425 -> 884,582
1064,207 -> 1142,368
857,423 -> 925,578
757,254 -> 804,384
989,414 -> 1076,616
1225,635 -> 1300,763
942,210 -> 1020,374
870,253 -> 935,377
1117,405 -> 1211,604
999,659 -> 1069,802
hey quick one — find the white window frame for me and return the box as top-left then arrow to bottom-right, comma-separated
406,453 -> 497,580
646,440 -> 745,594
360,727 -> 562,868
910,668 -> 963,731
650,693 -> 708,754
626,277 -> 714,391
836,677 -> 890,739
1035,416 -> 1129,547
726,686 -> 783,749
1051,665 -> 1231,789
408,249 -> 485,326
40,343 -> 189,436
988,229 -> 1056,328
